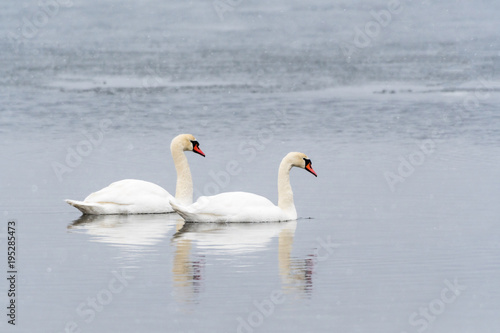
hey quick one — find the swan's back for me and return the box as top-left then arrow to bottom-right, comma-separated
172,192 -> 294,222
85,179 -> 172,205
194,192 -> 274,209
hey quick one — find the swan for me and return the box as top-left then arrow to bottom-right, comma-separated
170,152 -> 317,222
65,134 -> 205,215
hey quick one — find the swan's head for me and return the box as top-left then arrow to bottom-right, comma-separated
286,152 -> 317,177
171,134 -> 205,157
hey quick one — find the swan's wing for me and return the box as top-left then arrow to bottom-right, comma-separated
84,179 -> 173,205
193,192 -> 275,213
65,179 -> 174,214
172,192 -> 283,222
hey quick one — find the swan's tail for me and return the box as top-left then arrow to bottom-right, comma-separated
169,199 -> 194,221
65,199 -> 104,215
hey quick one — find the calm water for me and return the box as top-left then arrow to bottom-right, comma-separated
1,0 -> 500,332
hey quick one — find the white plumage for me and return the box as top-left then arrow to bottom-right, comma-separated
170,192 -> 289,223
65,179 -> 174,214
170,152 -> 317,222
65,134 -> 205,215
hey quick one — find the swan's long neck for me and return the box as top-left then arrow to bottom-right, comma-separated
172,147 -> 193,205
277,158 -> 296,214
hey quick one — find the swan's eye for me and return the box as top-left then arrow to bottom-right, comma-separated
303,157 -> 317,177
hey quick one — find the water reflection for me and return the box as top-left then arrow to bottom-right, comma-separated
68,214 -> 177,264
171,220 -> 315,303
170,219 -> 205,304
277,223 -> 314,297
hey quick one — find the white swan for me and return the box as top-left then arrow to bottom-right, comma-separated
65,134 -> 205,215
170,152 -> 317,222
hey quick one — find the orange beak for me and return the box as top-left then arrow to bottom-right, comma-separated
305,163 -> 317,177
193,144 -> 205,157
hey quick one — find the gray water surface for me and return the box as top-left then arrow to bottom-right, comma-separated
1,0 -> 500,332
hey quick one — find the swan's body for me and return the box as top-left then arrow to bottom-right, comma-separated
171,192 -> 291,223
170,152 -> 317,222
65,134 -> 205,215
66,179 -> 174,215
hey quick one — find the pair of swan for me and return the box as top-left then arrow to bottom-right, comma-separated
65,134 -> 317,222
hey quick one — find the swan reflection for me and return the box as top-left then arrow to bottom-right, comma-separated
171,220 -> 314,303
278,224 -> 314,296
170,219 -> 205,304
173,220 -> 297,254
68,214 -> 178,263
